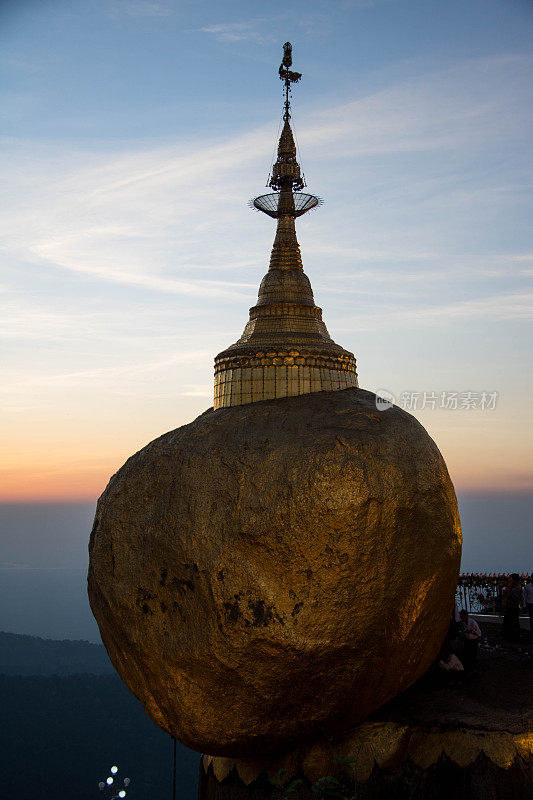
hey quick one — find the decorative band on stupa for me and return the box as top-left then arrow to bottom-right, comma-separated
214,42 -> 358,409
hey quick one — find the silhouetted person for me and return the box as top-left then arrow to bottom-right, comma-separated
524,573 -> 533,642
503,573 -> 523,641
459,609 -> 481,670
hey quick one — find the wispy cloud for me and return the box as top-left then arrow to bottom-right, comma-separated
332,291 -> 533,334
0,52 -> 48,75
2,54 -> 531,309
198,19 -> 274,43
108,0 -> 175,18
300,55 -> 532,159
1,351 -> 212,393
403,292 -> 533,323
504,253 -> 533,263
344,0 -> 395,7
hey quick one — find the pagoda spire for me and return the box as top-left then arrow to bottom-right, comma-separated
213,43 -> 358,409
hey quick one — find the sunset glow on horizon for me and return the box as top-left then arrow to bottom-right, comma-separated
1,0 -> 532,504
2,393 -> 532,502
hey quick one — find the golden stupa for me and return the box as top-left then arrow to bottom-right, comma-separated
88,44 -> 461,760
214,43 -> 358,408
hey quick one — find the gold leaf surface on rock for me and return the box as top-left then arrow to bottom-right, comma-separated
88,387 -> 461,757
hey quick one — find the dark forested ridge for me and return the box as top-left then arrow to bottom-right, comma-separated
0,631 -> 114,675
0,635 -> 199,800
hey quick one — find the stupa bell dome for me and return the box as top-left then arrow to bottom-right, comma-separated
214,74 -> 358,409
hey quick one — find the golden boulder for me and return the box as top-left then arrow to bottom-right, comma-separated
88,387 -> 461,757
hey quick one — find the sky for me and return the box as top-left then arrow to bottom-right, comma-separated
1,0 -> 533,505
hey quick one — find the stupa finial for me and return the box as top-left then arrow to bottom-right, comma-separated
278,42 -> 301,122
268,42 -> 305,194
213,43 -> 358,409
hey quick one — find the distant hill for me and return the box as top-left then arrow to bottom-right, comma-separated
0,631 -> 114,675
0,632 -> 199,799
0,673 -> 199,800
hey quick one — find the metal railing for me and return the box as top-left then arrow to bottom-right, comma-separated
455,573 -> 530,615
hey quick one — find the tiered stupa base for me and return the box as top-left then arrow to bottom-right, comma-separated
214,346 -> 358,408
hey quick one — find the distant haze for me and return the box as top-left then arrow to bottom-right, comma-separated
0,498 -> 531,643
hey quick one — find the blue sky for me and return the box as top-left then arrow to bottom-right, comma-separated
1,0 -> 533,500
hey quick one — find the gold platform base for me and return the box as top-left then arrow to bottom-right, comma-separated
203,721 -> 533,786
